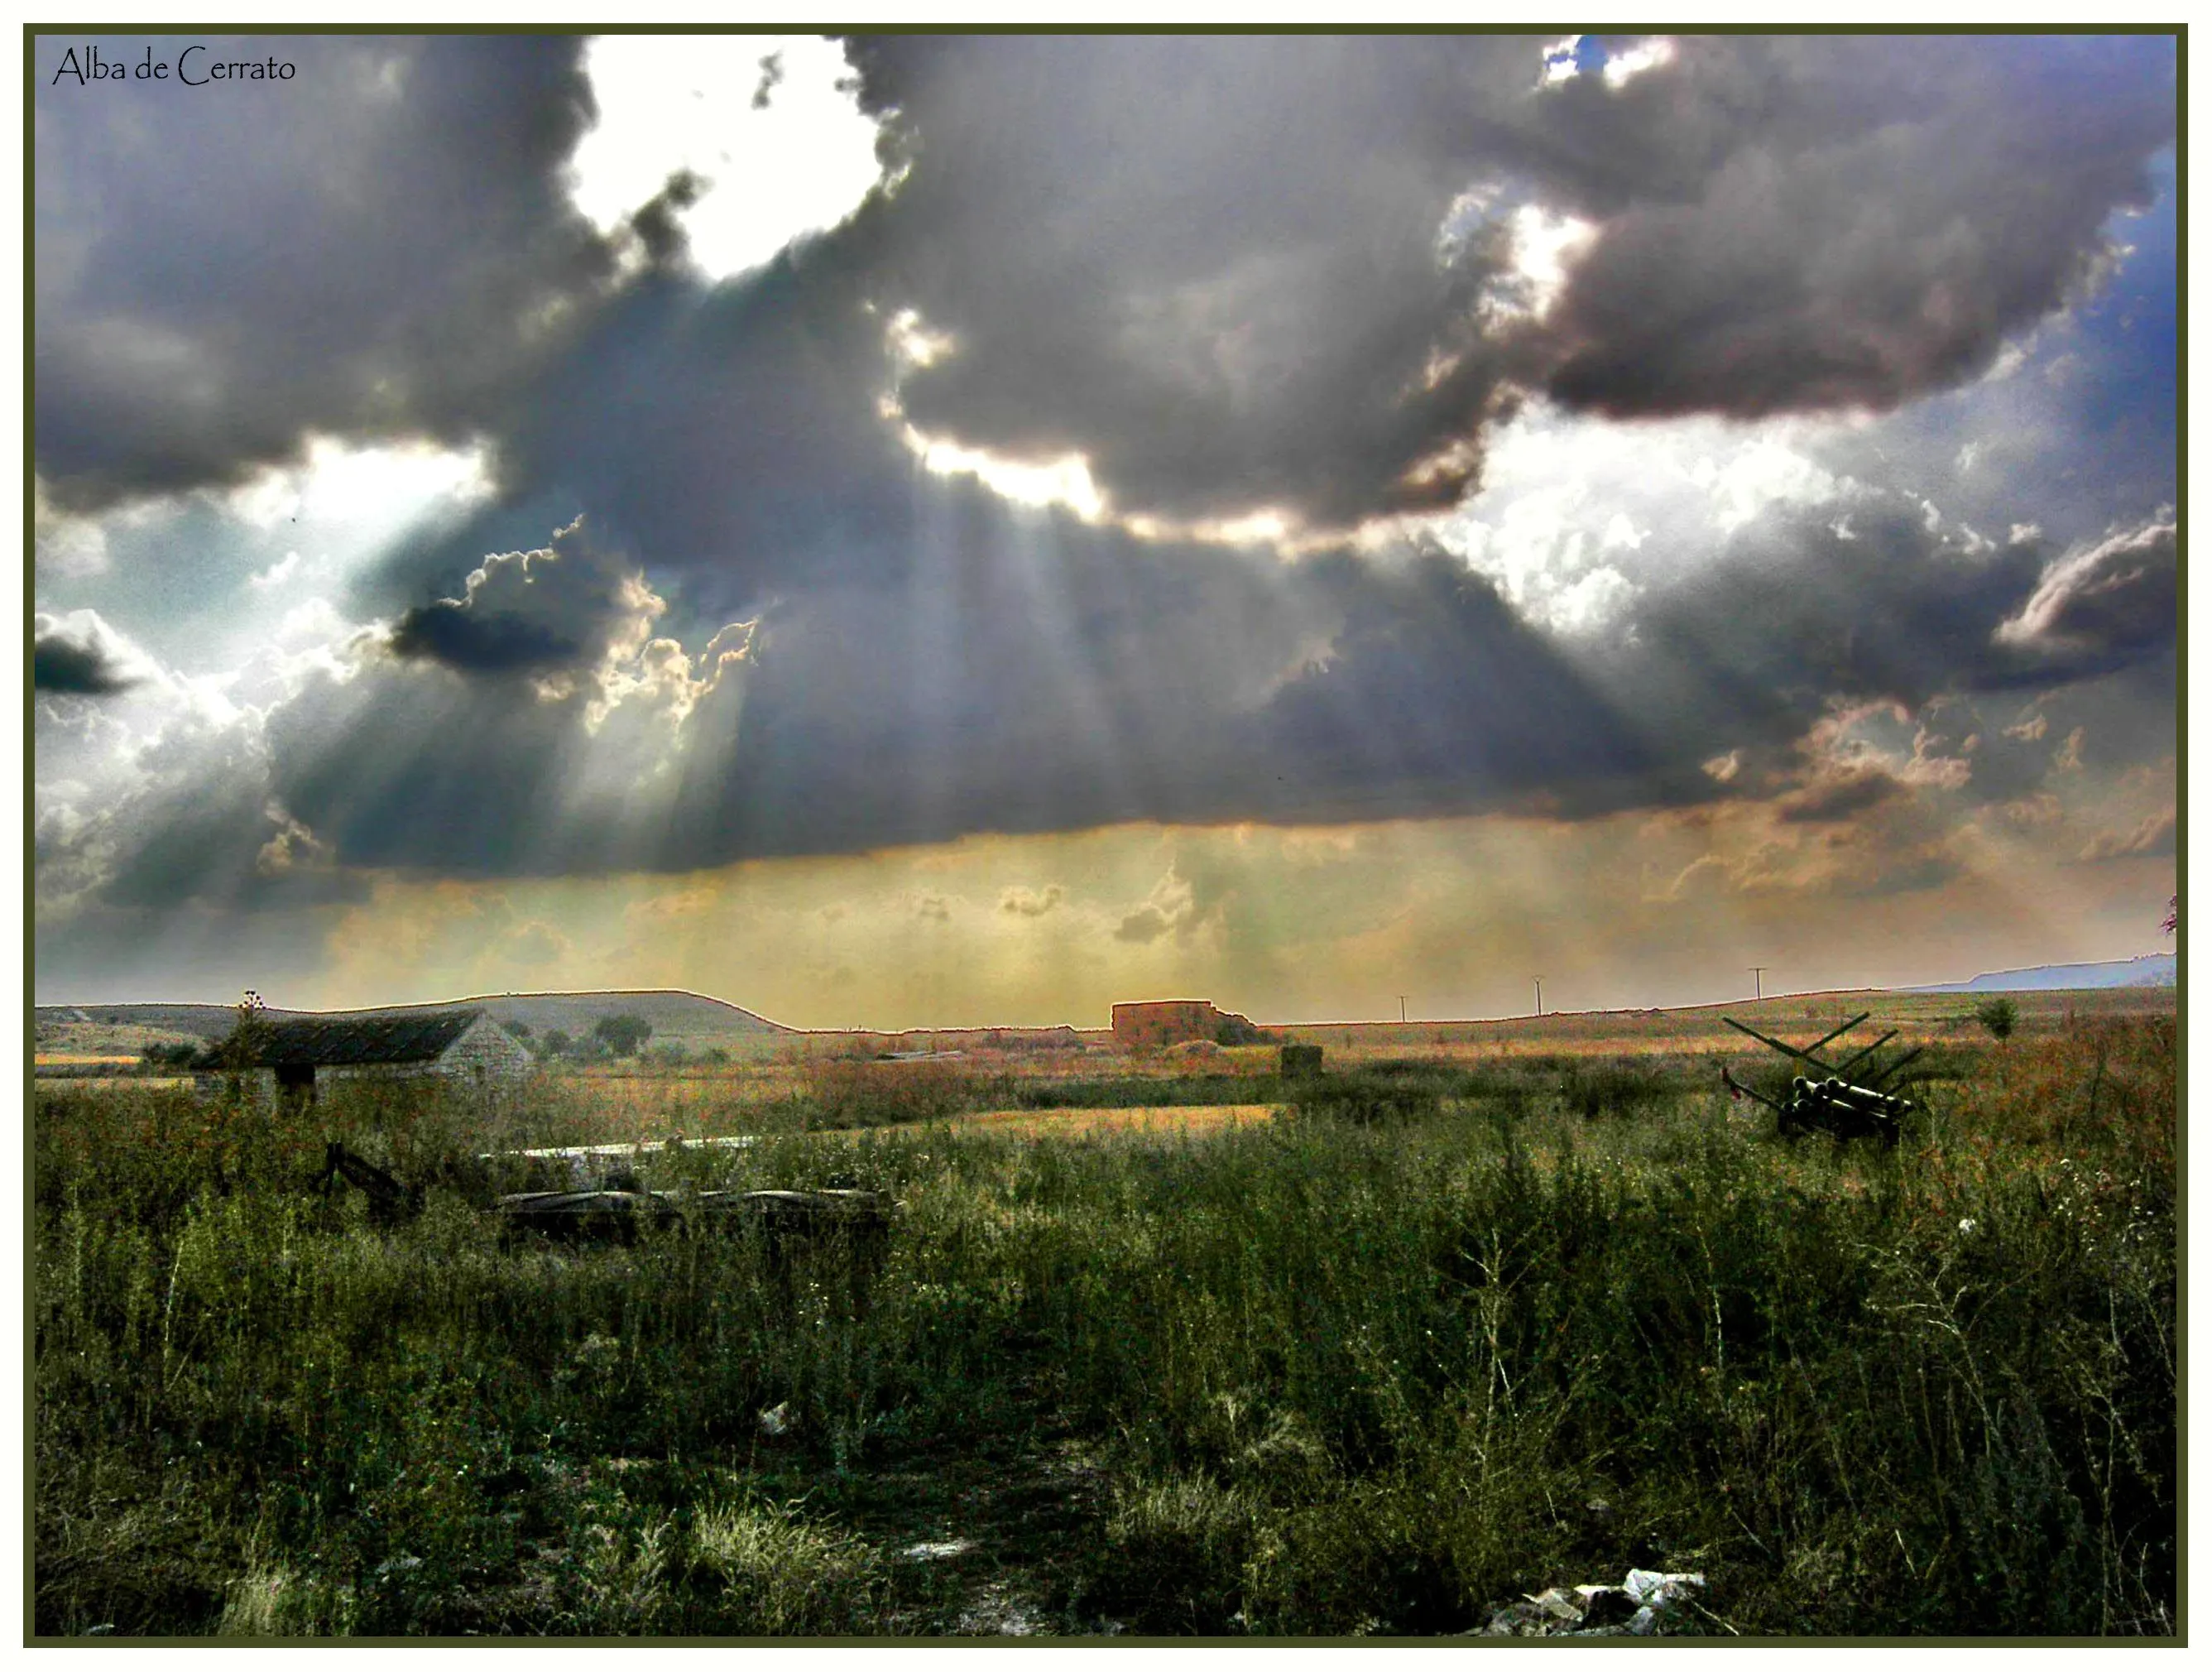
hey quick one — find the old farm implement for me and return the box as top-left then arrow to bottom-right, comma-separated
1719,1011 -> 1918,1148
312,1140 -> 899,1251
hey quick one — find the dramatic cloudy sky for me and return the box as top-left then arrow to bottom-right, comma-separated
31,30 -> 2179,1025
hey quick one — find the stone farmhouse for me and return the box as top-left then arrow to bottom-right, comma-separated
195,1007 -> 531,1103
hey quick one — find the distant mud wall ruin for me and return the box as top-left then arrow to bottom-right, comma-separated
1111,999 -> 1262,1048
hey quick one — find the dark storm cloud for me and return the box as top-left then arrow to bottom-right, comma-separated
667,535 -> 1679,865
89,486 -> 2178,896
33,895 -> 342,1002
32,32 -> 2178,914
1889,641 -> 2177,821
95,783 -> 367,913
265,490 -> 1671,880
835,33 -> 2171,528
35,622 -> 136,694
386,521 -> 644,676
1581,500 -> 2176,822
347,262 -> 917,626
1595,500 -> 2175,771
389,606 -> 581,675
36,32 -> 2171,543
838,32 -> 1543,526
1994,520 -> 2176,667
34,610 -> 153,694
33,640 -> 127,694
1533,36 -> 2175,419
1238,552 -> 1673,819
34,33 -> 614,511
262,651 -> 607,879
1589,502 -> 2042,776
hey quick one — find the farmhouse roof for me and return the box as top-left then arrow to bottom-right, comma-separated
199,1007 -> 487,1069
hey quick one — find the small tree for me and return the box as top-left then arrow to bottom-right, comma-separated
1974,997 -> 2018,1041
593,1014 -> 655,1059
540,1028 -> 573,1059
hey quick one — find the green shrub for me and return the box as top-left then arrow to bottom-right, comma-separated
1286,1070 -> 1443,1123
1975,998 -> 2020,1040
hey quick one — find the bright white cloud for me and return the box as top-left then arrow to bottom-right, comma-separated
1539,36 -> 1582,86
1691,440 -> 1842,534
1438,404 -> 1860,635
1504,203 -> 1596,322
895,422 -> 1108,521
568,34 -> 889,283
1601,36 -> 1676,89
35,510 -> 108,579
226,435 -> 491,534
248,551 -> 301,590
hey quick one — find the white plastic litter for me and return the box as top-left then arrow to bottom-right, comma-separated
1624,1569 -> 1706,1607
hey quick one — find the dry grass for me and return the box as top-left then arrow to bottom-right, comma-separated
924,1104 -> 1279,1140
34,1021 -> 206,1057
35,1073 -> 195,1093
32,1007 -> 2176,1638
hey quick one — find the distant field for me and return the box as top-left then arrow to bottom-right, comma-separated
924,1103 -> 1279,1140
32,986 -> 2170,1146
33,985 -> 2170,1092
1271,986 -> 2174,1060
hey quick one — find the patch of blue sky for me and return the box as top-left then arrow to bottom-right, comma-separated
1807,143 -> 2174,555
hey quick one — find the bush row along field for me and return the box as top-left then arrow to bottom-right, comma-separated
33,1011 -> 2174,1637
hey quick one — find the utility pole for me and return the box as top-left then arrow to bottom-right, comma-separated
1534,976 -> 1543,1016
1399,995 -> 1407,1025
1749,966 -> 1766,1002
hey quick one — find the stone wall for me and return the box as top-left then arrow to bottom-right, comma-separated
434,1014 -> 535,1079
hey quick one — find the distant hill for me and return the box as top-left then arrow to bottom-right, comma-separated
35,989 -> 793,1047
1907,954 -> 2176,994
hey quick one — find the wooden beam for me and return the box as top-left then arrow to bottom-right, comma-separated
1804,1012 -> 1874,1058
1723,1016 -> 1836,1072
1831,1030 -> 1900,1080
1865,1045 -> 1925,1091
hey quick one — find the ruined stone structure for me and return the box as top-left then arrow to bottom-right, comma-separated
1111,999 -> 1262,1048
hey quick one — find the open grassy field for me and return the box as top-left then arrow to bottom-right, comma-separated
31,990 -> 2176,1638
